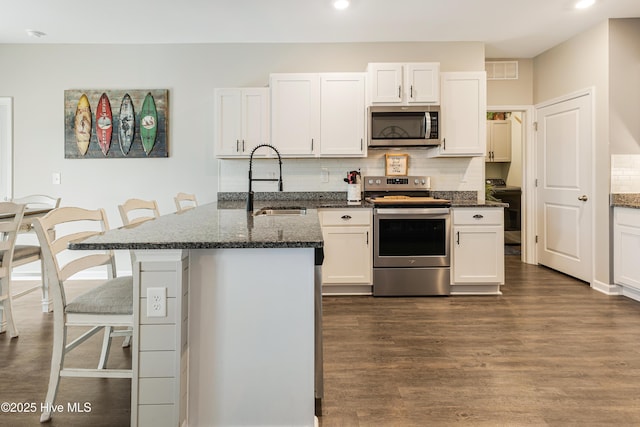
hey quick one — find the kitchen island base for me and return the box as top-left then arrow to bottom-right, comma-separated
188,247 -> 316,427
131,247 -> 316,427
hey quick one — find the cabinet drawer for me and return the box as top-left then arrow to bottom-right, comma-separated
320,209 -> 371,226
453,208 -> 503,225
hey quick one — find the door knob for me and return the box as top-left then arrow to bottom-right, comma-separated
578,195 -> 588,201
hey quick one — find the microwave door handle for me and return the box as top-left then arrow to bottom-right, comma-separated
424,113 -> 431,139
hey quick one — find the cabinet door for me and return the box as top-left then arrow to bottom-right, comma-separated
320,73 -> 366,156
406,63 -> 440,104
214,88 -> 243,157
270,74 -> 320,156
321,225 -> 371,284
453,225 -> 504,284
368,63 -> 403,104
486,120 -> 511,162
614,208 -> 640,290
241,88 -> 270,155
432,72 -> 486,157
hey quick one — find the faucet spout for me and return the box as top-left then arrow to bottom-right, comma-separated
247,144 -> 284,211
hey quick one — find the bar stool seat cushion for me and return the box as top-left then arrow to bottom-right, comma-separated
65,276 -> 133,315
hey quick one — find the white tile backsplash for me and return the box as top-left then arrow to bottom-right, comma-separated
611,154 -> 640,193
218,150 -> 484,195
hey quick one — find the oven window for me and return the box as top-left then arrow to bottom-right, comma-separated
378,218 -> 446,256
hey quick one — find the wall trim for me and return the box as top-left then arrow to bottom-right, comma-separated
591,279 -> 621,296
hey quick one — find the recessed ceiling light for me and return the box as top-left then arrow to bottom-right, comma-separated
575,0 -> 595,9
26,29 -> 47,38
333,0 -> 349,10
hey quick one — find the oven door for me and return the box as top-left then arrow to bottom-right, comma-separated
373,207 -> 450,268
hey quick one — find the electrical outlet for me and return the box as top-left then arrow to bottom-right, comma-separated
321,168 -> 329,183
52,172 -> 61,185
146,287 -> 167,318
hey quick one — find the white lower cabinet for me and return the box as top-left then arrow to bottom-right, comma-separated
451,208 -> 504,295
614,207 -> 640,301
318,209 -> 372,295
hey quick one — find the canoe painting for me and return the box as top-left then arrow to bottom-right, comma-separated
140,92 -> 158,155
118,93 -> 135,155
64,89 -> 167,158
95,93 -> 113,156
74,94 -> 92,155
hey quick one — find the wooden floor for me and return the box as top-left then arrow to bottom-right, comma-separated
3,256 -> 640,426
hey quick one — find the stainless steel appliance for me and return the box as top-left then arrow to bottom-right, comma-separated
364,176 -> 451,296
314,247 -> 323,416
368,106 -> 440,148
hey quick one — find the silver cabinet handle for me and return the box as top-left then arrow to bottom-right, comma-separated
366,231 -> 369,246
473,214 -> 484,219
578,195 -> 588,201
311,138 -> 314,151
236,140 -> 240,152
341,215 -> 352,220
361,138 -> 363,151
398,86 -> 401,99
410,85 -> 413,98
242,140 -> 245,152
456,231 -> 460,245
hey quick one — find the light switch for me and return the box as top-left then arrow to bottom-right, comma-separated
146,287 -> 167,318
52,172 -> 61,185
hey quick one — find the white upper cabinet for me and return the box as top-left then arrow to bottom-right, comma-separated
270,73 -> 320,156
368,62 -> 440,105
429,71 -> 486,157
319,73 -> 366,156
214,88 -> 269,158
486,119 -> 511,162
270,72 -> 366,158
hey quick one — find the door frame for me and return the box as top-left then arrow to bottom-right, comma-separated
0,97 -> 13,201
487,104 -> 535,265
533,88 -> 595,283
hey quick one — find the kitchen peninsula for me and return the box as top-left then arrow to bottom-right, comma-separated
70,203 -> 323,427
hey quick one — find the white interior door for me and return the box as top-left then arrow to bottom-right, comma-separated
536,93 -> 592,282
0,97 -> 13,200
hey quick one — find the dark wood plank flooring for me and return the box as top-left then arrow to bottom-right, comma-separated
320,256 -> 640,426
3,256 -> 640,426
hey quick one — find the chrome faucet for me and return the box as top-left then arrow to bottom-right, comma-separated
247,144 -> 283,211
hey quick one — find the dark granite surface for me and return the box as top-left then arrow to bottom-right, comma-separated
70,192 -> 504,251
69,202 -> 323,250
611,193 -> 640,209
218,191 -> 504,208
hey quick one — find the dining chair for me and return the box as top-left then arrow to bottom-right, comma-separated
0,202 -> 26,338
11,194 -> 61,312
174,192 -> 198,212
118,198 -> 160,226
32,206 -> 133,423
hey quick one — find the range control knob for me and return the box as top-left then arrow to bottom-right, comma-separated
368,179 -> 374,185
375,179 -> 381,184
414,179 -> 420,185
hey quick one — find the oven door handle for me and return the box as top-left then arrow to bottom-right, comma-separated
374,208 -> 450,215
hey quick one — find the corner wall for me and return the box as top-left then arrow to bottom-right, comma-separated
533,21 -> 611,286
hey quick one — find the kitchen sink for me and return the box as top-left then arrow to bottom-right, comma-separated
252,207 -> 307,216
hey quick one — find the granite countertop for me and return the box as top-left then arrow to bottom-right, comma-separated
69,203 -> 323,250
218,191 -> 506,209
611,193 -> 640,209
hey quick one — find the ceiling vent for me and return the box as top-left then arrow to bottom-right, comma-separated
485,61 -> 519,80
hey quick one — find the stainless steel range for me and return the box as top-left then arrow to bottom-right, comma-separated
364,176 -> 451,296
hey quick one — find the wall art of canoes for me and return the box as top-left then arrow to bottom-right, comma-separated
64,89 -> 168,158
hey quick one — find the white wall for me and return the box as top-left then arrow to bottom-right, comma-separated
609,19 -> 640,155
0,41 -> 485,275
533,21 -> 611,286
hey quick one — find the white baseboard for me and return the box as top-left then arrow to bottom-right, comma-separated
591,279 -> 622,296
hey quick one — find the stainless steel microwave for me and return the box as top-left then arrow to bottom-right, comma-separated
368,106 -> 440,148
